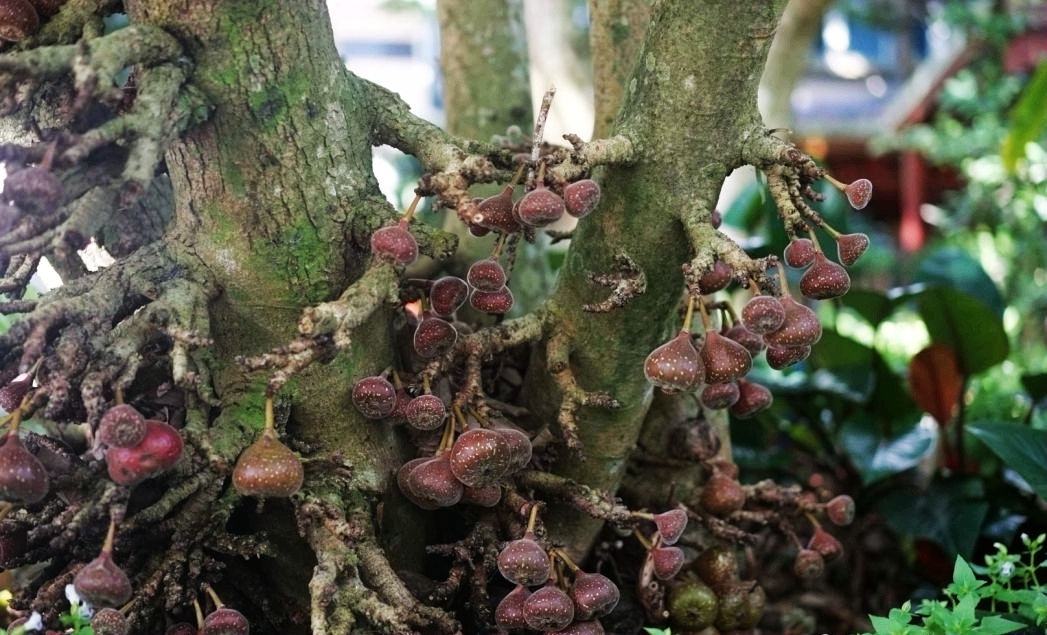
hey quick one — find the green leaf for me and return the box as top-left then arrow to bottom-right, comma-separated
840,288 -> 894,327
915,288 -> 1009,375
1021,373 -> 1047,402
1002,60 -> 1047,173
879,479 -> 988,558
808,330 -> 878,401
947,593 -> 978,630
839,413 -> 935,484
913,247 -> 1005,317
976,615 -> 1027,635
968,421 -> 1047,499
950,556 -> 981,595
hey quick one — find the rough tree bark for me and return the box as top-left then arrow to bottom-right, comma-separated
0,0 -> 852,633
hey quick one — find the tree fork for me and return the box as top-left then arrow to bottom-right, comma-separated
527,0 -> 788,557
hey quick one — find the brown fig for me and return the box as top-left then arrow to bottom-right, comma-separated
0,372 -> 32,412
698,260 -> 733,294
429,276 -> 469,317
793,548 -> 825,581
404,394 -> 446,431
653,508 -> 688,545
699,472 -> 745,516
825,494 -> 855,526
724,323 -> 765,357
700,381 -> 740,410
466,258 -> 507,291
837,232 -> 870,266
407,452 -> 463,507
0,431 -> 48,504
763,297 -> 821,348
495,585 -> 532,630
97,404 -> 147,448
741,295 -> 785,334
232,430 -> 304,498
413,313 -> 457,358
729,378 -> 773,418
644,330 -> 703,392
469,286 -> 514,314
799,252 -> 850,300
523,584 -> 575,631
201,607 -> 250,635
784,237 -> 816,268
396,457 -> 438,510
517,184 -> 565,227
369,220 -> 417,266
808,525 -> 843,561
651,545 -> 685,580
570,571 -> 619,620
461,483 -> 501,507
766,344 -> 811,369
497,532 -> 550,586
845,178 -> 873,210
472,185 -> 521,234
73,531 -> 132,608
351,375 -> 397,419
448,427 -> 511,487
0,0 -> 39,44
91,608 -> 129,635
563,179 -> 601,218
700,331 -> 752,384
694,544 -> 740,591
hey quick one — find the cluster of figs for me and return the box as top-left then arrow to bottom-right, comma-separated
667,494 -> 855,632
0,382 -> 254,631
351,167 -> 606,508
369,168 -> 603,361
644,176 -> 874,417
494,508 -> 687,634
353,371 -> 532,509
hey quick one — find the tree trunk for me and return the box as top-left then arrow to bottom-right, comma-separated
0,0 -> 795,632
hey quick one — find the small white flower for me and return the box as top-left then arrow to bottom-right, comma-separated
64,583 -> 80,606
23,611 -> 43,632
1000,561 -> 1015,580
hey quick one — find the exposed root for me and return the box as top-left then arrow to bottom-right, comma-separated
0,25 -> 201,267
238,263 -> 400,394
547,330 -> 621,454
297,492 -> 460,635
426,520 -> 499,626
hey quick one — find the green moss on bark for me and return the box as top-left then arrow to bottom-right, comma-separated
533,0 -> 787,555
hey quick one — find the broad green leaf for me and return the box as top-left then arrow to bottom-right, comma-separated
1002,60 -> 1047,172
916,288 -> 1009,374
840,413 -> 934,484
879,479 -> 988,558
913,246 -> 1005,317
968,421 -> 1047,500
840,288 -> 894,327
1021,373 -> 1047,402
809,330 -> 876,401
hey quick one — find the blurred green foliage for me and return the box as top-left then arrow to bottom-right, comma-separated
730,0 -> 1047,596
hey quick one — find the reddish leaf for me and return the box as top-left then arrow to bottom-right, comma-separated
908,343 -> 964,425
